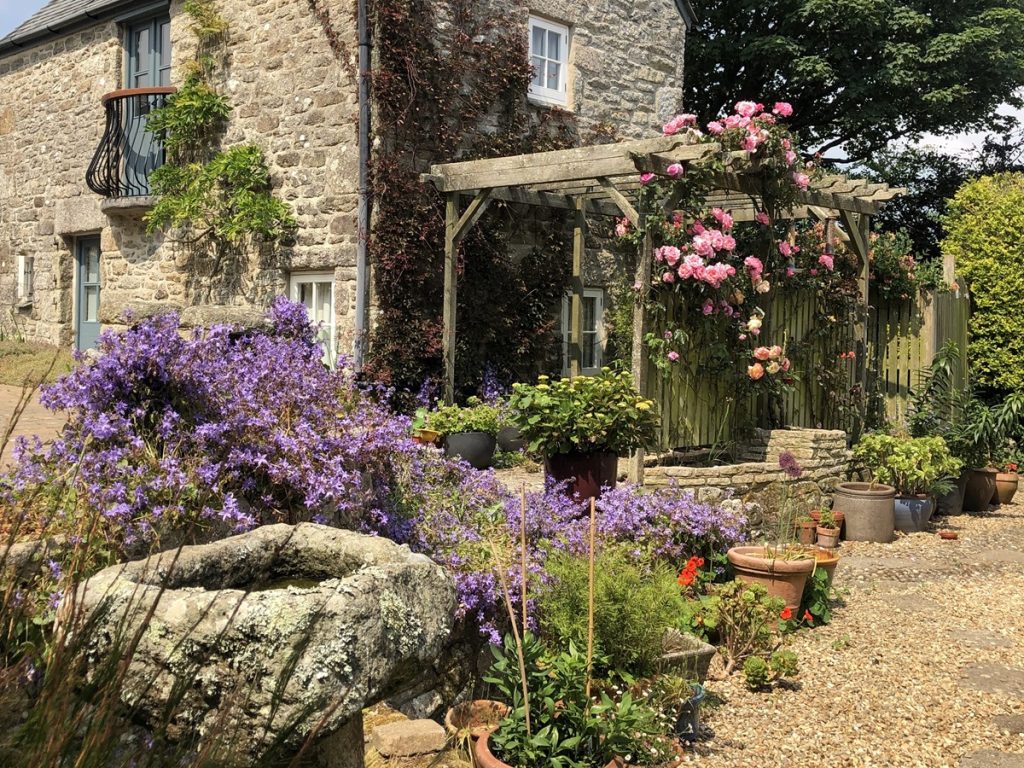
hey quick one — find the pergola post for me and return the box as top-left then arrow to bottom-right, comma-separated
840,209 -> 872,435
569,197 -> 586,378
442,193 -> 459,403
629,223 -> 654,484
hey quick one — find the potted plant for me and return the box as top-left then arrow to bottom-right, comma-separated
508,369 -> 659,498
815,509 -> 840,548
444,699 -> 511,741
852,433 -> 961,533
794,513 -> 817,546
425,397 -> 501,469
727,453 -> 816,610
994,448 -> 1020,505
411,407 -> 441,445
946,393 -> 1024,512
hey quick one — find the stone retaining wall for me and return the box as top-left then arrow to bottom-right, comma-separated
646,428 -> 851,529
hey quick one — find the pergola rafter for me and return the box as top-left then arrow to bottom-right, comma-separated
421,137 -> 904,480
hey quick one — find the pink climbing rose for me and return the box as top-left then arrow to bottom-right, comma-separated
818,253 -> 835,271
753,346 -> 772,361
773,102 -> 794,117
640,172 -> 656,185
707,121 -> 724,135
663,114 -> 697,135
793,172 -> 810,190
755,211 -> 770,226
667,351 -> 680,362
735,101 -> 760,118
667,163 -> 685,178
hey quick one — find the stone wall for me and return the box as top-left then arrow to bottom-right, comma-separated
646,428 -> 851,530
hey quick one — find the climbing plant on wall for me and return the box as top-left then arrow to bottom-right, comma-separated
366,0 -> 578,405
145,0 -> 295,300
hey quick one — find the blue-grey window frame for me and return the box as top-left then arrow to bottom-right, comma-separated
124,14 -> 171,89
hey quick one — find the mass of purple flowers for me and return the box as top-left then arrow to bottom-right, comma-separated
5,300 -> 749,640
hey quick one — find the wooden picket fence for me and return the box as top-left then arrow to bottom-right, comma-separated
645,284 -> 970,450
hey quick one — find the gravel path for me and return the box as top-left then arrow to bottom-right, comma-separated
688,502 -> 1024,768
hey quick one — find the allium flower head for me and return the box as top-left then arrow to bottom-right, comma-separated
778,450 -> 802,479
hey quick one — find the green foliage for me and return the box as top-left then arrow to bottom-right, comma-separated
799,567 -> 834,625
869,230 -> 919,301
146,76 -> 230,161
943,174 -> 1024,393
946,391 -> 1024,468
686,1 -> 1024,164
852,433 -> 961,495
508,370 -> 659,456
485,633 -> 673,768
706,580 -> 788,675
536,547 -> 684,677
423,397 -> 502,436
183,0 -> 229,40
742,649 -> 798,690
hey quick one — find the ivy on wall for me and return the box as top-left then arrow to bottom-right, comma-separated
366,0 -> 579,404
146,0 -> 295,299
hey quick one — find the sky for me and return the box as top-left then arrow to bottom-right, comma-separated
0,0 -> 1015,160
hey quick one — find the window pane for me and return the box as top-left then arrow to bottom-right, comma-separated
531,56 -> 545,87
582,297 -> 596,332
86,246 -> 100,284
547,61 -> 561,91
85,287 -> 100,322
531,25 -> 545,56
548,30 -> 561,62
134,28 -> 150,71
316,282 -> 333,324
159,22 -> 171,68
298,282 -> 314,310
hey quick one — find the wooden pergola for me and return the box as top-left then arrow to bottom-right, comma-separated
421,136 -> 903,478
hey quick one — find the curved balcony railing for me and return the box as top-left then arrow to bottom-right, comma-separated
86,87 -> 176,199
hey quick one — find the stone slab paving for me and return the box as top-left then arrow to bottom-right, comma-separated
0,384 -> 66,466
689,503 -> 1024,767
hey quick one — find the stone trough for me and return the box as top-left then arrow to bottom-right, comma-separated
72,523 -> 456,767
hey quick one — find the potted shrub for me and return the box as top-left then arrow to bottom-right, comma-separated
508,370 -> 659,499
852,433 -> 961,533
815,509 -> 840,548
994,451 -> 1020,505
410,407 -> 441,445
425,397 -> 501,469
945,393 -> 1024,512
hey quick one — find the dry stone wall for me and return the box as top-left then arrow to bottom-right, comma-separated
646,428 -> 852,531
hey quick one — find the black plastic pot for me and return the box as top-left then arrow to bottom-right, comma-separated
443,432 -> 496,469
496,425 -> 527,453
544,450 -> 618,499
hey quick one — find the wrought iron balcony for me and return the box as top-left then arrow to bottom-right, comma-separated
86,87 -> 176,200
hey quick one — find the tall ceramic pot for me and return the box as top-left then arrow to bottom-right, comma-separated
893,494 -> 934,533
994,472 -> 1019,505
444,432 -> 497,469
726,546 -> 815,610
963,468 -> 997,512
544,450 -> 618,499
832,482 -> 896,543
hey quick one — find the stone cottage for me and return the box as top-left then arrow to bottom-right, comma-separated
0,0 -> 693,366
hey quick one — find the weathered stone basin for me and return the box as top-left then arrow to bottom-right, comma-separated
73,523 -> 456,767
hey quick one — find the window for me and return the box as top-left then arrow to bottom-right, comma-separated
528,16 -> 570,107
561,289 -> 604,376
16,254 -> 34,304
126,15 -> 171,88
289,272 -> 337,366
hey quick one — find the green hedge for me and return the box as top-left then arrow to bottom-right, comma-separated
942,173 -> 1024,393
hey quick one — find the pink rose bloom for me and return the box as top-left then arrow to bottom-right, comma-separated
667,163 -> 685,178
707,121 -> 724,135
793,172 -> 810,190
779,241 -> 793,257
691,235 -> 714,258
744,255 -> 764,274
724,114 -> 750,130
662,270 -> 676,283
712,208 -> 734,230
755,211 -> 770,226
659,245 -> 681,266
785,150 -> 798,166
769,345 -> 783,359
678,264 -> 692,280
751,327 -> 761,336
809,268 -> 819,276
691,220 -> 705,235
702,299 -> 715,316
753,346 -> 771,361
748,363 -> 766,381
818,253 -> 835,271
672,212 -> 684,228
735,100 -> 759,118
782,138 -> 792,150
781,357 -> 791,372
640,172 -> 656,185
722,235 -> 737,252
773,102 -> 794,117
739,333 -> 748,341
663,114 -> 697,135
785,267 -> 796,278
667,350 -> 680,362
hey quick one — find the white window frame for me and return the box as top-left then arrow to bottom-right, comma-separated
289,272 -> 337,367
16,254 -> 34,303
528,16 -> 570,107
561,288 -> 604,376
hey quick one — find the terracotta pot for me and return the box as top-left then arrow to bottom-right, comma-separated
443,431 -> 496,469
938,529 -> 958,540
474,731 -> 622,768
795,521 -> 817,546
816,526 -> 840,549
809,546 -> 840,585
444,699 -> 510,740
809,508 -> 845,534
726,546 -> 816,610
994,472 -> 1019,505
832,482 -> 896,543
544,450 -> 618,499
963,468 -> 997,512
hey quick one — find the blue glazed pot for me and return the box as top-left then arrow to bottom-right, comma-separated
894,495 -> 934,533
674,683 -> 706,741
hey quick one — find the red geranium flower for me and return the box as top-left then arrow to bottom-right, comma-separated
780,607 -> 793,621
803,610 -> 814,623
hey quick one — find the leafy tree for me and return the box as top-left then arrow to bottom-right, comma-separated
685,0 -> 1024,164
941,173 -> 1024,394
